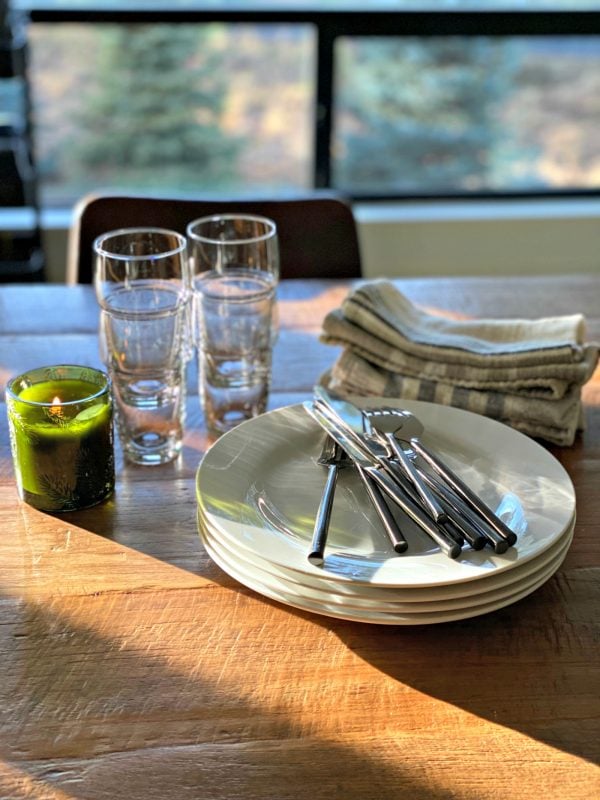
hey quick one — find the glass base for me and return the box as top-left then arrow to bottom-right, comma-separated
122,431 -> 182,465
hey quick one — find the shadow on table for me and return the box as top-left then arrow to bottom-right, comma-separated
327,574 -> 600,767
4,500 -> 469,800
10,463 -> 597,796
196,562 -> 600,768
1,593 -> 463,800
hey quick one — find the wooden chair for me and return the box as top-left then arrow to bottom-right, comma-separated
67,191 -> 362,283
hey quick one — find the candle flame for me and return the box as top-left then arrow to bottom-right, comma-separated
49,396 -> 63,417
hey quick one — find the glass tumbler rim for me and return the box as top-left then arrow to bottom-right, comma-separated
6,364 -> 111,408
195,268 -> 276,303
186,213 -> 277,246
93,227 -> 187,262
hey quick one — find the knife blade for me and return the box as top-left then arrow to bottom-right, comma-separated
313,393 -> 401,482
303,402 -> 461,559
314,385 -> 367,436
313,398 -> 380,462
314,386 -> 409,477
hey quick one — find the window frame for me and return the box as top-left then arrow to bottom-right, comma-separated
22,4 -> 600,201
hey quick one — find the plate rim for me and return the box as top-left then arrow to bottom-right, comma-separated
200,525 -> 569,626
201,518 -> 573,614
199,507 -> 574,601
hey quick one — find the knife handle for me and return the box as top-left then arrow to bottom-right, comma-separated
308,464 -> 339,566
419,469 -> 509,553
411,439 -> 517,547
385,435 -> 447,523
356,465 -> 408,553
365,466 -> 462,560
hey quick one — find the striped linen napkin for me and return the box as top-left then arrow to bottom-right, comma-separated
320,280 -> 599,446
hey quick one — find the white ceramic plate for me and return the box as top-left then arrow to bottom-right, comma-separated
200,524 -> 570,625
201,516 -> 573,614
197,400 -> 575,588
199,508 -> 574,606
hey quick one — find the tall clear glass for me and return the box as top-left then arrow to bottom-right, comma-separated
195,269 -> 276,438
93,227 -> 189,465
187,213 -> 280,348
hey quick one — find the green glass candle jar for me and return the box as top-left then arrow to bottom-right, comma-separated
6,365 -> 115,512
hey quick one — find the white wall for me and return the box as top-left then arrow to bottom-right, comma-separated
41,198 -> 600,283
42,222 -> 71,283
355,199 -> 600,279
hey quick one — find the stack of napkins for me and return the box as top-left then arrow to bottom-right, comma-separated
320,280 -> 599,446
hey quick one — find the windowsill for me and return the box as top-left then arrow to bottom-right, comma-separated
352,197 -> 600,279
3,196 -> 599,231
2,197 -> 599,282
353,196 -> 600,224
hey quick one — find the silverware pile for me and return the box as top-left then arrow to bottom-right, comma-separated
304,387 -> 518,565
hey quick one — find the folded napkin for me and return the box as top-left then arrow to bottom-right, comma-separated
320,280 -> 599,446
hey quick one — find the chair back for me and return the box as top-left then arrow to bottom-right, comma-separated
67,192 -> 362,283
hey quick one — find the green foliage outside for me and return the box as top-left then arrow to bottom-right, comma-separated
334,37 -> 540,193
70,25 -> 241,192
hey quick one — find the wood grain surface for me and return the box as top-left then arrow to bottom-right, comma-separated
0,277 -> 599,800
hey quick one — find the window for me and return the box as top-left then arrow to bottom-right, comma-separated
333,36 -> 600,196
13,2 -> 600,205
28,23 -> 314,206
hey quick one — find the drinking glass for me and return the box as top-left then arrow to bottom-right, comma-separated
93,228 -> 189,465
195,269 -> 276,438
187,213 -> 280,348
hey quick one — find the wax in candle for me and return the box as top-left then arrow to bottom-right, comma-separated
7,368 -> 115,512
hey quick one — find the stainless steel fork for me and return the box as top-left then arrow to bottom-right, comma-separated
363,407 -> 446,523
307,435 -> 348,565
308,433 -> 409,563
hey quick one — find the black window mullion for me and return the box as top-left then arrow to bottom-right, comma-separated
314,22 -> 335,189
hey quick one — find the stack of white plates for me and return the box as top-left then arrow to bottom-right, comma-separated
196,399 -> 576,625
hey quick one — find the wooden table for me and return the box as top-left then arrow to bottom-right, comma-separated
1,276 -> 599,800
